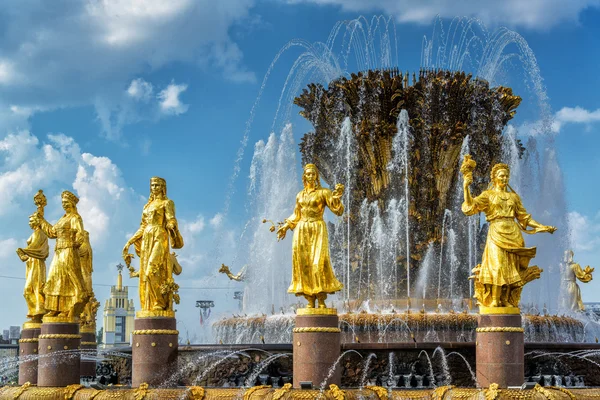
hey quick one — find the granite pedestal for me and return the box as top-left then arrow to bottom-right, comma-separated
476,311 -> 524,388
18,323 -> 41,385
132,316 -> 178,387
37,322 -> 81,387
80,328 -> 97,378
293,310 -> 341,388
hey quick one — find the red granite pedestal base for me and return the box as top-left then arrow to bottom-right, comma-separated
37,322 -> 81,387
476,313 -> 524,388
293,312 -> 341,389
80,329 -> 97,378
18,325 -> 41,384
131,317 -> 178,387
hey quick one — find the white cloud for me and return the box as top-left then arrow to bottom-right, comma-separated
0,132 -> 80,215
567,211 -> 600,252
158,82 -> 189,115
509,105 -> 600,137
0,0 -> 256,136
127,78 -> 154,102
73,153 -> 129,242
182,215 -> 206,236
287,0 -> 600,30
0,238 -> 18,261
210,213 -> 224,228
554,106 -> 600,132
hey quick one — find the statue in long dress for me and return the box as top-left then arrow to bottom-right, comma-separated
461,156 -> 556,309
16,213 -> 49,323
79,230 -> 99,328
277,164 -> 344,309
123,177 -> 184,316
37,191 -> 89,321
561,250 -> 594,312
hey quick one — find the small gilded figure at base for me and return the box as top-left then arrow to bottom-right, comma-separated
561,249 -> 594,312
461,156 -> 556,309
276,163 -> 344,309
16,213 -> 49,323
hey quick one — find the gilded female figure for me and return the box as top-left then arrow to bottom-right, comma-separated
16,213 -> 49,322
561,250 -> 594,312
123,177 -> 184,314
462,161 -> 556,308
277,164 -> 344,309
38,191 -> 89,320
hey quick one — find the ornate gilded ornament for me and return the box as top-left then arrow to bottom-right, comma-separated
123,177 -> 184,317
218,263 -> 246,282
461,156 -> 556,311
275,164 -> 344,309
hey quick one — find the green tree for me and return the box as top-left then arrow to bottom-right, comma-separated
96,327 -> 103,344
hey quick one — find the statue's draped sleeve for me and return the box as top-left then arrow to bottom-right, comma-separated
285,193 -> 302,230
514,194 -> 532,230
324,188 -> 344,216
462,190 -> 490,216
573,263 -> 593,283
166,199 -> 184,249
21,230 -> 49,260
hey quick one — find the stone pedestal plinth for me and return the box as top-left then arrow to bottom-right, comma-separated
132,317 -> 178,387
293,309 -> 341,388
18,323 -> 41,384
476,311 -> 524,388
37,322 -> 81,387
80,328 -> 97,378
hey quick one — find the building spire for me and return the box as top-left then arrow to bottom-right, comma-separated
116,263 -> 124,291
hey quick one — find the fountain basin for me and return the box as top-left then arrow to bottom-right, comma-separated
213,313 -> 584,344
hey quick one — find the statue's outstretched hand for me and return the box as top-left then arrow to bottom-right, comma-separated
276,224 -> 288,241
16,248 -> 28,262
332,183 -> 345,198
538,225 -> 557,234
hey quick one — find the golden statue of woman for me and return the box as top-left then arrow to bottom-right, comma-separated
561,249 -> 594,312
277,164 -> 344,309
123,177 -> 184,316
462,158 -> 556,309
38,191 -> 89,321
16,213 -> 49,323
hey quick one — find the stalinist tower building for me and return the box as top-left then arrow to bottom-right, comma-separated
102,264 -> 135,348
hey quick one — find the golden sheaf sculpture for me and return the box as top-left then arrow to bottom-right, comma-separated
16,213 -> 49,323
123,177 -> 184,317
276,164 -> 344,309
461,156 -> 556,311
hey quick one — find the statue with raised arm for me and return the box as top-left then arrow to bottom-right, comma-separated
37,191 -> 89,321
123,177 -> 184,316
276,164 -> 344,309
561,249 -> 594,312
16,213 -> 49,324
461,156 -> 556,310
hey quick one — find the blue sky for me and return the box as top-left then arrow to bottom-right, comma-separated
0,1 -> 599,339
